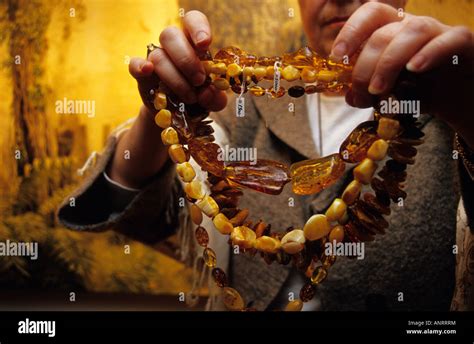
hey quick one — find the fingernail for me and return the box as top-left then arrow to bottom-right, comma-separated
330,42 -> 347,61
195,31 -> 208,44
368,74 -> 385,95
406,55 -> 426,72
193,71 -> 206,86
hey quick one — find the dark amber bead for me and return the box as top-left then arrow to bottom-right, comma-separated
290,154 -> 345,195
288,86 -> 305,98
222,287 -> 245,311
224,159 -> 291,195
188,139 -> 225,177
339,121 -> 378,163
214,46 -> 245,64
299,283 -> 316,302
362,193 -> 391,216
269,86 -> 286,98
310,266 -> 328,285
388,141 -> 417,165
305,84 -> 326,94
212,267 -> 228,288
344,221 -> 374,242
195,226 -> 209,247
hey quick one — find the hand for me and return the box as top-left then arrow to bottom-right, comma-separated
128,10 -> 227,113
330,2 -> 474,148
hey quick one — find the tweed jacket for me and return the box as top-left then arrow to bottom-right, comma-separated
58,80 -> 472,311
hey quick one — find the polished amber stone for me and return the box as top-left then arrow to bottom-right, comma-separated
388,141 -> 417,165
212,267 -> 228,288
195,226 -> 209,247
222,287 -> 245,311
305,84 -> 326,94
299,283 -> 316,302
284,300 -> 304,312
224,159 -> 291,195
339,121 -> 378,163
310,266 -> 328,285
188,139 -> 225,177
203,247 -> 217,268
282,46 -> 319,68
269,86 -> 286,98
288,86 -> 305,98
249,85 -> 266,97
290,154 -> 345,195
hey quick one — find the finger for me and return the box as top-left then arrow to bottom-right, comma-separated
159,26 -> 206,86
183,10 -> 212,51
197,86 -> 227,112
330,2 -> 401,61
369,17 -> 444,94
351,22 -> 403,103
148,47 -> 197,104
129,57 -> 154,80
406,26 -> 473,73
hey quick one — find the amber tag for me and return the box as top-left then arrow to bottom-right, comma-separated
273,60 -> 281,92
236,96 -> 245,117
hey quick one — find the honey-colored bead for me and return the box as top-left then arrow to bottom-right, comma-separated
213,77 -> 230,90
310,266 -> 328,284
253,66 -> 266,80
284,300 -> 304,312
196,195 -> 219,218
211,62 -> 227,75
202,60 -> 214,74
281,65 -> 300,81
184,180 -> 205,200
230,226 -> 257,249
254,236 -> 281,254
281,229 -> 306,254
303,214 -> 331,241
301,67 -> 317,83
154,109 -> 172,129
212,213 -> 233,235
325,198 -> 347,222
377,117 -> 400,140
176,162 -> 195,182
317,70 -> 338,83
342,180 -> 362,205
168,144 -> 189,163
329,225 -> 345,243
222,287 -> 245,311
250,86 -> 266,96
203,247 -> 217,268
195,226 -> 209,247
161,127 -> 179,145
265,66 -> 276,79
290,154 -> 346,195
243,66 -> 254,77
227,63 -> 242,77
190,203 -> 203,225
353,158 -> 378,184
153,92 -> 167,110
367,139 -> 389,161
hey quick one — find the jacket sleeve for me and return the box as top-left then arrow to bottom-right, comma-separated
57,129 -> 184,246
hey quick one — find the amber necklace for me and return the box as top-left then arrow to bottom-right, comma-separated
148,45 -> 424,311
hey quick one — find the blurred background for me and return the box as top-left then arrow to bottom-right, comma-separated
0,0 -> 472,309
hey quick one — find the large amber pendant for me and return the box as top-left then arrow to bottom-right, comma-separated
290,154 -> 345,195
188,139 -> 225,177
339,121 -> 378,163
224,159 -> 290,195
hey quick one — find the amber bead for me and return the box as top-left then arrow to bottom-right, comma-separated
224,159 -> 291,195
154,109 -> 172,129
388,141 -> 417,165
161,127 -> 179,145
229,208 -> 250,226
288,86 -> 305,98
290,154 -> 345,195
363,193 -> 391,216
310,266 -> 328,285
284,300 -> 304,312
168,144 -> 190,164
195,226 -> 209,247
269,86 -> 286,98
341,180 -> 362,205
339,121 -> 378,163
281,65 -> 300,81
299,283 -> 316,302
190,203 -> 203,224
281,229 -> 306,254
253,67 -> 267,80
153,92 -> 167,110
212,267 -> 228,288
377,117 -> 400,140
305,84 -> 326,94
249,85 -> 266,97
213,78 -> 230,90
176,162 -> 195,182
185,180 -> 205,200
197,195 -> 220,218
210,62 -> 227,75
203,247 -> 217,268
353,158 -> 378,184
254,236 -> 281,254
304,214 -> 331,241
212,213 -> 233,235
301,67 -> 317,83
222,287 -> 245,311
214,46 -> 244,64
227,63 -> 242,77
328,225 -> 345,243
317,70 -> 338,83
367,139 -> 389,161
325,198 -> 347,222
188,139 -> 225,177
230,226 -> 256,249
